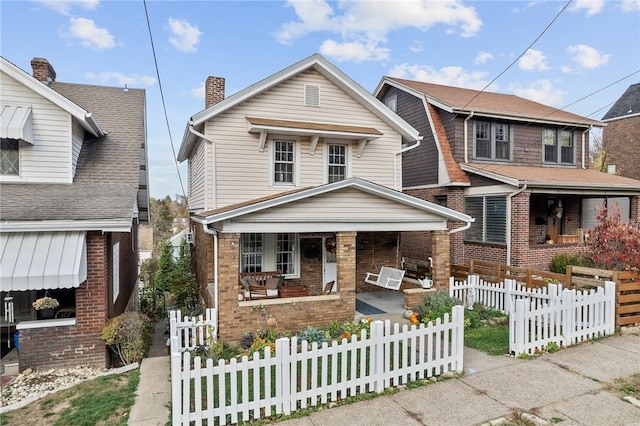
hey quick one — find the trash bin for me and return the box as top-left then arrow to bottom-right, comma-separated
13,331 -> 19,351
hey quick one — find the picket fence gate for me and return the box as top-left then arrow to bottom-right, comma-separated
170,308 -> 219,352
450,275 -> 616,355
169,306 -> 464,425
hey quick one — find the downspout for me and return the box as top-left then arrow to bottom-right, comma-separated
394,138 -> 421,191
201,222 -> 219,311
506,182 -> 528,266
188,122 -> 216,208
463,111 -> 474,164
450,220 -> 472,234
581,126 -> 592,169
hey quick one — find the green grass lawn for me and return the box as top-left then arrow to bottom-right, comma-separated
464,324 -> 510,356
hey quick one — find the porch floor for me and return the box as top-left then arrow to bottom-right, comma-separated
355,291 -> 410,326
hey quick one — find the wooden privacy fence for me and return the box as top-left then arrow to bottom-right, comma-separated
169,308 -> 464,425
169,308 -> 218,352
450,275 -> 616,356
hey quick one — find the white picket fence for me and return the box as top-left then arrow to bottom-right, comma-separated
169,306 -> 464,425
450,275 -> 616,355
170,308 -> 219,352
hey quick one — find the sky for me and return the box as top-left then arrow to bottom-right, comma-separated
1,0 -> 639,199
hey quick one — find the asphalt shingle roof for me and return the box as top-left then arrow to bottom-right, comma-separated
0,82 -> 146,223
602,83 -> 640,121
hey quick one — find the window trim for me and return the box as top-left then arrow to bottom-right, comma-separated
1,138 -> 20,176
324,141 -> 351,184
270,136 -> 300,187
464,195 -> 507,244
472,121 -> 512,162
240,233 -> 300,279
543,128 -> 575,165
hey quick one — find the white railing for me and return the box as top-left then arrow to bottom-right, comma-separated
450,275 -> 616,356
169,306 -> 464,425
169,308 -> 218,352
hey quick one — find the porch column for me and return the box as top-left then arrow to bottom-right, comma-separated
336,231 -> 357,311
216,232 -> 241,341
431,230 -> 450,290
510,191 -> 530,267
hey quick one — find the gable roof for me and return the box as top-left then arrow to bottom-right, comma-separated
0,77 -> 149,230
0,56 -> 105,137
192,177 -> 473,232
602,83 -> 640,121
178,54 -> 420,161
461,163 -> 640,194
377,77 -> 603,128
425,102 -> 469,185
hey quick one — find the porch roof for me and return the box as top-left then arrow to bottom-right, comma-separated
0,231 -> 87,291
461,163 -> 640,194
192,177 -> 473,232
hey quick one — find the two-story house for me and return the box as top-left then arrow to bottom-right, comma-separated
178,54 -> 473,342
602,83 -> 640,181
375,77 -> 640,270
0,57 -> 149,371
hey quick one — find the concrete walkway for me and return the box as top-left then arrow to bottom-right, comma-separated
128,319 -> 171,426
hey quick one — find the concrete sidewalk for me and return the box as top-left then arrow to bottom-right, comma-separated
128,319 -> 171,426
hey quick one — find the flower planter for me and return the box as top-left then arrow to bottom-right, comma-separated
39,308 -> 55,319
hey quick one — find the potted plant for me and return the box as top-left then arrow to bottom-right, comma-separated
32,296 -> 59,319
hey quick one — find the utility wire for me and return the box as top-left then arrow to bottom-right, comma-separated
143,0 -> 189,207
457,0 -> 573,113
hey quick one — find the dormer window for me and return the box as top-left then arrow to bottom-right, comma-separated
304,84 -> 320,107
1,139 -> 19,175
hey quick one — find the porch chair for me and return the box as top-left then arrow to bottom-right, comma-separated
323,280 -> 335,294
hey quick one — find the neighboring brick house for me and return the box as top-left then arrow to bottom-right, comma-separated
0,57 -> 150,371
375,77 -> 640,270
602,83 -> 640,180
177,54 -> 472,343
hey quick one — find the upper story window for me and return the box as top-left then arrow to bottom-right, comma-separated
543,129 -> 574,164
327,144 -> 347,183
274,140 -> 295,185
474,121 -> 511,161
384,94 -> 397,113
1,139 -> 19,175
465,195 -> 507,244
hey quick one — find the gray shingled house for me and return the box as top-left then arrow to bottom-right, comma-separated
602,83 -> 640,181
0,56 -> 149,371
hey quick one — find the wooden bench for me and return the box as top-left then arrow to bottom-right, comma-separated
239,270 -> 282,300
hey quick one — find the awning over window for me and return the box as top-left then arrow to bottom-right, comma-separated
1,105 -> 33,144
0,231 -> 87,291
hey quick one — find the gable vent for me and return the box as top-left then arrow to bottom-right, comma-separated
305,84 -> 320,107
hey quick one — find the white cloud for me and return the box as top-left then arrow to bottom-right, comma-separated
85,71 -> 156,86
65,17 -> 115,50
570,0 -> 605,16
518,49 -> 550,71
408,40 -> 423,53
510,79 -> 565,106
388,63 -> 490,90
320,39 -> 390,62
621,0 -> 640,11
474,51 -> 493,64
566,44 -> 610,69
561,65 -> 572,74
189,82 -> 205,99
277,0 -> 482,62
38,0 -> 99,15
167,18 -> 202,53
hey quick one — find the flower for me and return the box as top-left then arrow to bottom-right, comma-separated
32,296 -> 59,310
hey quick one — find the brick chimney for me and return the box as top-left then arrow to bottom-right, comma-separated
205,76 -> 225,108
31,58 -> 56,84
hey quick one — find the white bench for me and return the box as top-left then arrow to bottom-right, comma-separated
365,266 -> 406,291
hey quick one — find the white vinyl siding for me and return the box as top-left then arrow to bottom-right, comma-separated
205,69 -> 402,209
1,71 -> 73,183
71,120 -> 83,177
188,140 -> 207,211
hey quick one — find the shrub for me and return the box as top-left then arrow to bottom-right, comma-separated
101,312 -> 153,366
549,253 -> 593,273
585,203 -> 640,271
412,290 -> 462,325
298,325 -> 329,345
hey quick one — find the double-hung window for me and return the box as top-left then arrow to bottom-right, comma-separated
543,129 -> 574,164
465,195 -> 507,244
327,144 -> 347,183
1,139 -> 19,175
474,121 -> 511,161
240,233 -> 299,277
274,140 -> 295,185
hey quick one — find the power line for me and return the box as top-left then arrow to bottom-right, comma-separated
457,0 -> 573,114
143,0 -> 189,206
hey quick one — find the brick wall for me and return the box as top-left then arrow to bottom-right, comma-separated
19,231 -> 109,371
193,223 -> 215,307
355,232 -> 401,293
603,116 -> 640,181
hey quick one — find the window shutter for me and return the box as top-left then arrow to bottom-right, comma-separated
465,197 -> 484,242
305,84 -> 320,106
485,196 -> 507,243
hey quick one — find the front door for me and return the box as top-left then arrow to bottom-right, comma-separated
323,237 -> 337,291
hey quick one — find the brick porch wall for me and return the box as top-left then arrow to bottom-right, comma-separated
18,231 -> 110,371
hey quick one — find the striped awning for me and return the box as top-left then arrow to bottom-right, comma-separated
1,105 -> 33,143
0,231 -> 87,291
